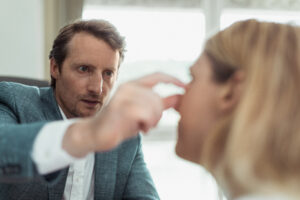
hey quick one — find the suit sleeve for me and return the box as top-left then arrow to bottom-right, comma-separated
0,103 -> 46,182
122,135 -> 160,200
32,120 -> 77,175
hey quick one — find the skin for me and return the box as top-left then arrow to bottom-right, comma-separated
51,32 -> 119,118
176,54 -> 225,163
176,53 -> 243,163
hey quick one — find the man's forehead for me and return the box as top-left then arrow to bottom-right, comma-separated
68,32 -> 105,48
64,32 -> 120,67
67,32 -> 117,55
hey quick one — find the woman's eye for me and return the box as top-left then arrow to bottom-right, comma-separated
78,66 -> 88,72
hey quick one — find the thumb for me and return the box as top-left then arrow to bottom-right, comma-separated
162,94 -> 182,110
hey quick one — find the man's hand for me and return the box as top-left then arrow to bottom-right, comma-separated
62,73 -> 185,158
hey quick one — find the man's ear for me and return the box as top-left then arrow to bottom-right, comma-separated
218,71 -> 244,113
50,58 -> 60,79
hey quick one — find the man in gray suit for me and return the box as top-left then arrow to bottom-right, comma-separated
0,19 -> 184,199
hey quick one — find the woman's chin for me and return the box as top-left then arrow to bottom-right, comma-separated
175,143 -> 199,164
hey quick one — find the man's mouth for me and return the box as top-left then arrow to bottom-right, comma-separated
81,99 -> 102,107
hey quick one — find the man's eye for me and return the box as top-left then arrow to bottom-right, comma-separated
104,71 -> 113,77
78,66 -> 88,72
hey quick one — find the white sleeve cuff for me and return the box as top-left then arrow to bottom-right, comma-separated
31,120 -> 80,175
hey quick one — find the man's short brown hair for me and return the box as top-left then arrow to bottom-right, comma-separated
49,19 -> 126,88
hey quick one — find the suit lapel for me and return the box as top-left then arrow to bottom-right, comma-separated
94,149 -> 118,200
47,168 -> 69,200
40,87 -> 63,121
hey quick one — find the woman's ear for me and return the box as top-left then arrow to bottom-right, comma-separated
50,58 -> 59,79
218,71 -> 244,113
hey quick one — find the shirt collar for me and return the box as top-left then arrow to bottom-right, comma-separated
58,106 -> 67,120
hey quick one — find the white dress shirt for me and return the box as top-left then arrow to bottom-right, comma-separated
31,108 -> 95,200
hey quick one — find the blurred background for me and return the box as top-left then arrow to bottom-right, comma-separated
1,0 -> 300,199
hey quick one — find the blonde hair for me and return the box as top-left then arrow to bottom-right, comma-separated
201,19 -> 300,198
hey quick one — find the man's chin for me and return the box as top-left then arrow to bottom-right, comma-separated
77,108 -> 102,118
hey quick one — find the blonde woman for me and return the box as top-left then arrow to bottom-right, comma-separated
176,19 -> 300,200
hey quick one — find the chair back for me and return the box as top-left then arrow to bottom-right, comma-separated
0,76 -> 49,87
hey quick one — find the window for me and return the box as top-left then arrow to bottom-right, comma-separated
221,9 -> 300,29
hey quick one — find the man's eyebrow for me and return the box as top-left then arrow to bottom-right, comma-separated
72,62 -> 118,71
71,62 -> 95,68
105,65 -> 118,71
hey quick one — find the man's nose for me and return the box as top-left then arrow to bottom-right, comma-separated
88,73 -> 103,95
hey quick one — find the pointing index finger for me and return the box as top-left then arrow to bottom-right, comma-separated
135,72 -> 186,89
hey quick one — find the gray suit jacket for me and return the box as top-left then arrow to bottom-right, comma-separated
0,82 -> 159,200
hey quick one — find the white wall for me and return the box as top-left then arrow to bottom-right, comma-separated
0,0 -> 44,79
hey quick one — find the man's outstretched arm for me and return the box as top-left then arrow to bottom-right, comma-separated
62,72 -> 185,158
0,111 -> 46,182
